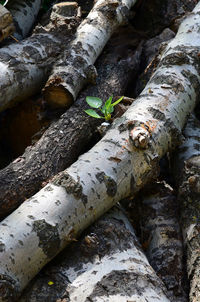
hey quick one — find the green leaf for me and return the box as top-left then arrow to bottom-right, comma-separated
85,109 -> 103,119
86,96 -> 102,108
111,96 -> 124,107
105,96 -> 113,109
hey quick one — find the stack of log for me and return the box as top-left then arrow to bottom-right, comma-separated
0,0 -> 199,301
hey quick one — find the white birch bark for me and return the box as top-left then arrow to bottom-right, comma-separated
172,114 -> 200,302
0,2 -> 80,112
43,0 -> 137,107
6,0 -> 42,40
19,206 -> 170,302
1,2 -> 200,300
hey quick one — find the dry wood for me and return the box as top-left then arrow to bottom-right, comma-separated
19,206 -> 170,302
43,0 -> 137,108
0,28 -> 142,219
0,2 -> 80,112
172,114 -> 200,302
6,0 -> 42,41
0,4 -> 14,42
0,2 -> 200,299
135,181 -> 187,302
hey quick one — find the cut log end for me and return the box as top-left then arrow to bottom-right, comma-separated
43,86 -> 74,108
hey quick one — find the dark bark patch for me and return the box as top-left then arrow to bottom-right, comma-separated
96,172 -> 117,197
0,273 -> 19,302
32,220 -> 60,259
52,172 -> 88,206
88,270 -> 161,299
161,52 -> 190,66
0,241 -> 5,252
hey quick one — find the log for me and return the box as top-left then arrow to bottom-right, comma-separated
6,0 -> 42,41
133,181 -> 187,302
0,2 -> 200,300
0,2 -> 80,112
0,26 -> 142,219
43,0 -> 137,108
0,4 -> 15,42
172,114 -> 200,302
19,206 -> 171,302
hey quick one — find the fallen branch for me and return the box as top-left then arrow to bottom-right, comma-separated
43,0 -> 137,107
0,27 -> 142,219
0,2 -> 80,112
1,2 -> 200,300
19,206 -> 171,301
134,181 -> 187,302
7,0 -> 42,41
172,114 -> 200,302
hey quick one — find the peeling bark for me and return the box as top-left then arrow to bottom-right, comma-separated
172,114 -> 200,302
7,0 -> 42,40
135,181 -> 187,302
0,2 -> 200,300
0,4 -> 15,42
19,206 -> 171,302
0,2 -> 80,112
43,0 -> 138,108
0,28 -> 142,219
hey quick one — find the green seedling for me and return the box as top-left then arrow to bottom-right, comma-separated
85,95 -> 124,121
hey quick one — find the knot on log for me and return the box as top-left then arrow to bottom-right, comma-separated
129,126 -> 151,149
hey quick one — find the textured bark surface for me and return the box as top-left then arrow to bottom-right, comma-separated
135,181 -> 187,302
172,114 -> 200,302
7,0 -> 42,40
19,207 -> 170,302
43,0 -> 137,107
0,28 -> 142,219
0,3 -> 200,300
0,3 -> 80,112
0,4 -> 15,41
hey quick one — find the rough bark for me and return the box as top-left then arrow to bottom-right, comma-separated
0,2 -> 80,112
134,181 -> 187,302
0,27 -> 142,219
0,2 -> 200,300
6,0 -> 42,41
0,4 -> 15,42
172,114 -> 200,302
43,0 -> 137,108
19,206 -> 170,302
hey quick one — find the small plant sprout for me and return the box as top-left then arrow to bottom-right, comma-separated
85,95 -> 124,121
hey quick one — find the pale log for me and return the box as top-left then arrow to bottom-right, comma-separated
19,207 -> 170,302
0,2 -> 200,300
43,0 -> 138,108
0,2 -> 80,112
0,28 -> 142,219
7,0 -> 42,41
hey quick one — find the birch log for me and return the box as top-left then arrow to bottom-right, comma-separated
19,206 -> 170,302
6,0 -> 42,41
135,181 -> 187,302
0,4 -> 15,42
0,29 -> 142,219
1,2 -> 200,300
172,114 -> 200,302
0,2 -> 80,112
43,0 -> 137,108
